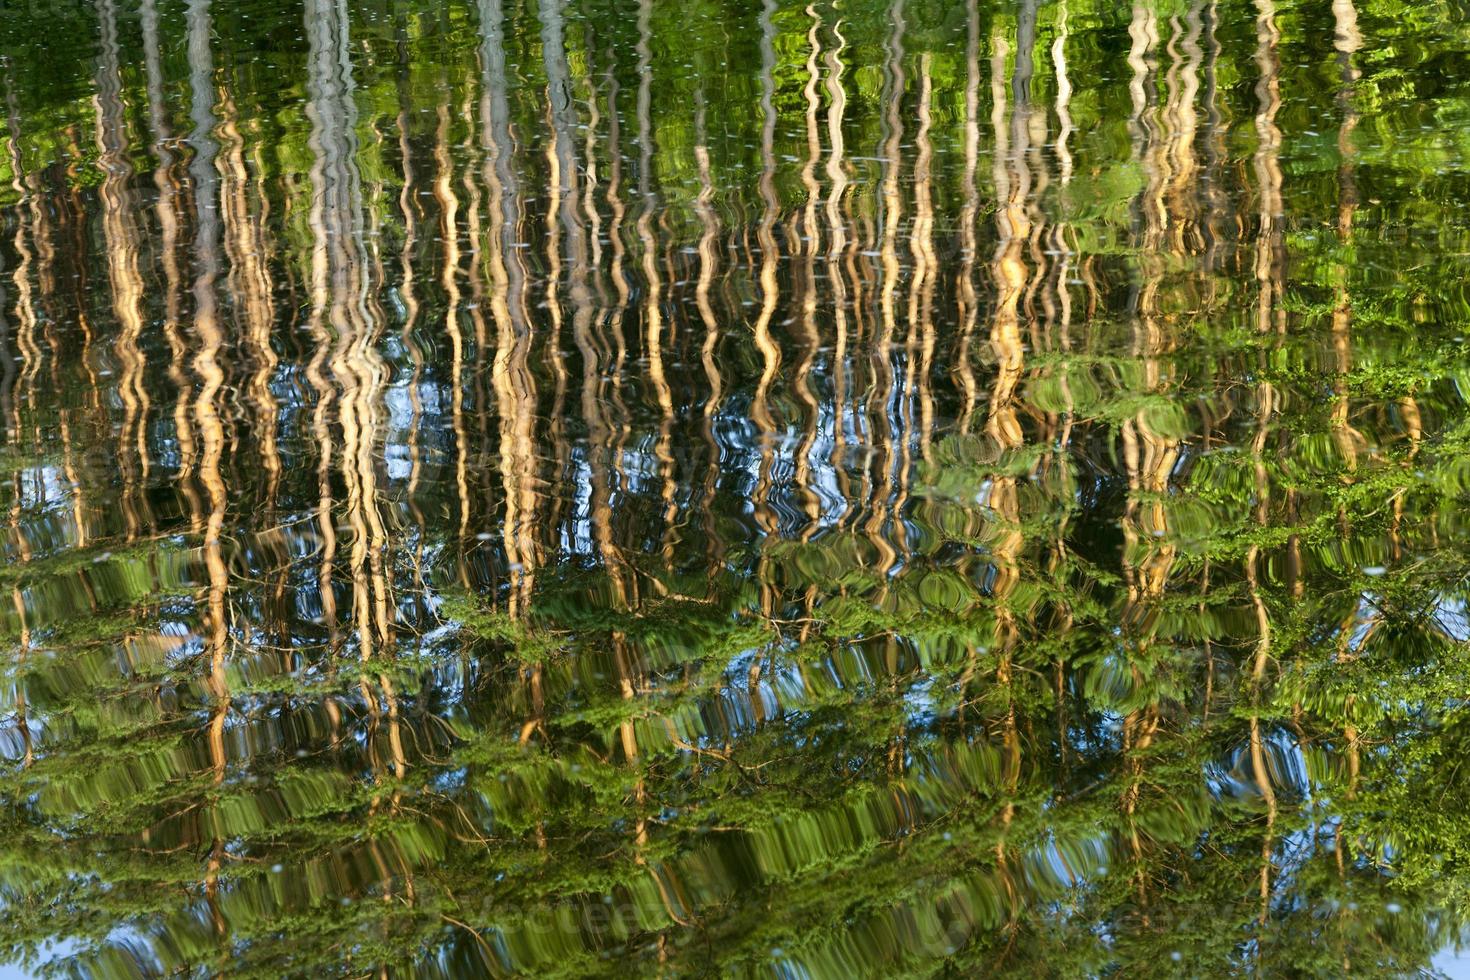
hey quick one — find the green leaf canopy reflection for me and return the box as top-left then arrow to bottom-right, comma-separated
2,0 -> 1470,976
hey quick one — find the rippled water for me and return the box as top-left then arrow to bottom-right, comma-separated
3,0 -> 1470,975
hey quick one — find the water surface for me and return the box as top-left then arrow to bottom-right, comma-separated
3,0 -> 1470,975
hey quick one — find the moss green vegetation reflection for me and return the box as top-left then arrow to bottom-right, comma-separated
3,0 -> 1470,975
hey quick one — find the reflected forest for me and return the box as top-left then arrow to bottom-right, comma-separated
3,0 -> 1470,976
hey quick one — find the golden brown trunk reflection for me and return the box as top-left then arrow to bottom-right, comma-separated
1,0 -> 1468,975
